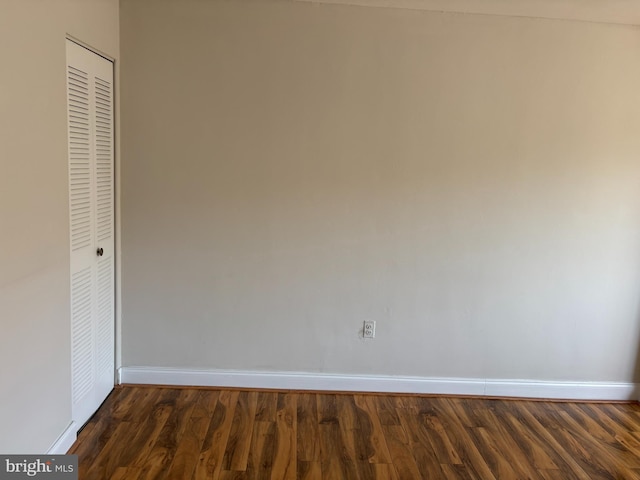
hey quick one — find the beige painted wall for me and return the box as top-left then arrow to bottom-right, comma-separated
120,0 -> 640,383
0,0 -> 118,453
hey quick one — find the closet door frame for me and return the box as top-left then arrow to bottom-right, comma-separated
66,36 -> 117,432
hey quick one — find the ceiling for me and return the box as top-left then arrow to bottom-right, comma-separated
295,0 -> 640,26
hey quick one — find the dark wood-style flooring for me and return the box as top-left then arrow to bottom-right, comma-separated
68,385 -> 640,479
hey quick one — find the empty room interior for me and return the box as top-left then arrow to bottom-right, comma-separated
2,0 -> 640,477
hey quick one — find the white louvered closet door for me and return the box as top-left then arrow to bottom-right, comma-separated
66,39 -> 115,430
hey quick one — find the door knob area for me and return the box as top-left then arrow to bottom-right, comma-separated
97,247 -> 104,257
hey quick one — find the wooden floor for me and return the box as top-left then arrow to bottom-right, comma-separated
69,386 -> 640,480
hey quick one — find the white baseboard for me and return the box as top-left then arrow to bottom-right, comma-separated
483,380 -> 638,401
119,366 -> 639,401
47,422 -> 77,455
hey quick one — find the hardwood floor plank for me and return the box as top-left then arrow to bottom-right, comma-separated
111,466 -> 141,480
271,392 -> 297,480
297,393 -> 320,462
493,403 -> 559,471
373,463 -> 400,480
247,420 -> 276,480
223,391 -> 259,472
69,411 -> 115,473
396,406 -> 445,479
565,403 -> 616,443
468,426 -> 521,480
316,394 -> 338,425
507,401 -> 591,480
382,424 -> 426,480
528,402 -> 619,479
107,390 -> 165,470
335,395 -> 362,463
474,402 -> 542,479
558,409 -> 640,470
353,395 -> 392,464
119,387 -> 159,422
420,407 -> 463,465
578,403 -> 640,459
439,463 -> 480,480
603,404 -> 640,432
316,394 -> 346,479
137,388 -> 200,480
555,408 -> 640,477
445,397 -> 476,429
297,461 -> 322,480
218,470 -> 247,480
191,390 -> 221,419
345,395 -> 377,480
255,391 -> 278,422
318,424 -> 351,479
81,389 -> 169,479
374,396 -> 401,426
83,421 -> 135,480
193,390 -> 240,480
106,387 -> 136,421
69,387 -> 130,465
392,395 -> 413,409
428,398 -> 497,480
537,469 -> 570,480
163,410 -> 211,479
451,397 -> 487,428
128,391 -> 175,469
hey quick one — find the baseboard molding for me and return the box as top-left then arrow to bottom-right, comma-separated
47,422 -> 77,455
119,367 -> 639,401
483,379 -> 638,401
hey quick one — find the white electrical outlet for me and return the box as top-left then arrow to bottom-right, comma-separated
363,320 -> 376,338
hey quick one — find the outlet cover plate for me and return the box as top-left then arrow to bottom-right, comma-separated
363,320 -> 376,338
